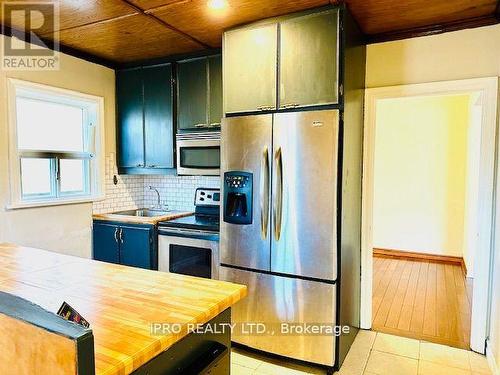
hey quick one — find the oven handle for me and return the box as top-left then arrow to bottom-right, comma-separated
158,228 -> 220,242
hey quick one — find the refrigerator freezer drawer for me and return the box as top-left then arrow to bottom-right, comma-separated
220,266 -> 336,366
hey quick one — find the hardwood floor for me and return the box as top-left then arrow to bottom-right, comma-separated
372,255 -> 473,349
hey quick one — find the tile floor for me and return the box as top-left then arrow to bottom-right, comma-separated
231,331 -> 492,375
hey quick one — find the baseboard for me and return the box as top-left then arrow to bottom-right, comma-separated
373,248 -> 465,270
486,340 -> 499,375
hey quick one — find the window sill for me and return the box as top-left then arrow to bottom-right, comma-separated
6,195 -> 105,210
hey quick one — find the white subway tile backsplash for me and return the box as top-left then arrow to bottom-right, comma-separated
92,154 -> 144,214
92,153 -> 220,214
144,175 -> 220,211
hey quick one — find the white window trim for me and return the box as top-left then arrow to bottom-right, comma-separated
6,78 -> 105,209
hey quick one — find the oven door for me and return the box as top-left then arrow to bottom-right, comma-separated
176,136 -> 220,176
158,228 -> 220,279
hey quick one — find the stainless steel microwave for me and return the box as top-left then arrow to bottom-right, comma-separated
176,132 -> 220,176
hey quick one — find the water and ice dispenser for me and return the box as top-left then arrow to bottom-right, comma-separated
223,171 -> 253,225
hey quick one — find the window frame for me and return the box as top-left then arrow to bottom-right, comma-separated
7,78 -> 105,209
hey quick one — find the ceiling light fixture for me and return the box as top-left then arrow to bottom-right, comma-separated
207,0 -> 228,11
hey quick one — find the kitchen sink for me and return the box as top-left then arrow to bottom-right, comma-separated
112,208 -> 171,217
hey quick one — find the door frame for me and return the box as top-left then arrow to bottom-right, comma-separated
360,77 -> 499,354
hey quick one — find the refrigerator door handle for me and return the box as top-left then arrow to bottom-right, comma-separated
260,147 -> 270,239
273,147 -> 283,241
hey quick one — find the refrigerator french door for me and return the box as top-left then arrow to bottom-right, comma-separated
220,110 -> 340,367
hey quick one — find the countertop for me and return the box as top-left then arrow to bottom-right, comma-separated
92,210 -> 193,225
0,243 -> 247,375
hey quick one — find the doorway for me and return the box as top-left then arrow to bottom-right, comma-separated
360,78 -> 498,354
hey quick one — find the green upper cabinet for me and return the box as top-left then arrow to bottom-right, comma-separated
116,64 -> 175,174
279,9 -> 339,109
177,54 -> 222,132
208,55 -> 223,127
143,64 -> 174,169
223,23 -> 278,114
116,68 -> 144,168
177,58 -> 208,131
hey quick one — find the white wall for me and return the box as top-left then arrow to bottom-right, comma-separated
373,94 -> 470,257
0,35 -> 116,258
366,23 -> 500,367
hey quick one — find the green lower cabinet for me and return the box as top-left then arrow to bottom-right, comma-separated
92,222 -> 120,264
119,224 -> 155,269
93,221 -> 157,270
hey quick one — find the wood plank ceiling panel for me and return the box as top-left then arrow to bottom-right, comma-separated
45,13 -> 205,63
146,0 -> 331,47
346,0 -> 497,35
126,0 -> 186,10
0,0 -> 498,65
0,0 -> 137,35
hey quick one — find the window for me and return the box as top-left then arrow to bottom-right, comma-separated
8,79 -> 104,207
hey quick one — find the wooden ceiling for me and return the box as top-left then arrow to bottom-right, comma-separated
1,0 -> 498,67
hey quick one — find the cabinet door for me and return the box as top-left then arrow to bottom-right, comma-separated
178,58 -> 208,132
143,64 -> 174,169
208,55 -> 222,128
119,225 -> 154,269
223,23 -> 277,114
93,222 -> 120,264
279,9 -> 339,108
116,68 -> 145,168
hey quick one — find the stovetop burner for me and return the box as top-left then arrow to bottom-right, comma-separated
159,214 -> 219,232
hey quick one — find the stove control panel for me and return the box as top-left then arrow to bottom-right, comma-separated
195,188 -> 221,207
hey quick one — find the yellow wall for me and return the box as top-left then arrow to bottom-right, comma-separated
366,24 -> 500,366
366,25 -> 500,88
0,35 -> 116,258
373,94 -> 470,257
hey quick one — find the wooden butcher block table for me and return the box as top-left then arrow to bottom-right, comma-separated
0,243 -> 247,375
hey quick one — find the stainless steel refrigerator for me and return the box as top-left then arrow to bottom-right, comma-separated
220,109 -> 359,369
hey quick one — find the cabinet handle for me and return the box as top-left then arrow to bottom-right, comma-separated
136,163 -> 144,168
257,105 -> 273,111
114,228 -> 119,243
281,103 -> 299,109
209,123 -> 221,127
147,165 -> 156,168
119,228 -> 124,243
194,123 -> 207,128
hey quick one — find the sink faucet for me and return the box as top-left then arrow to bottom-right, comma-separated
149,186 -> 162,210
